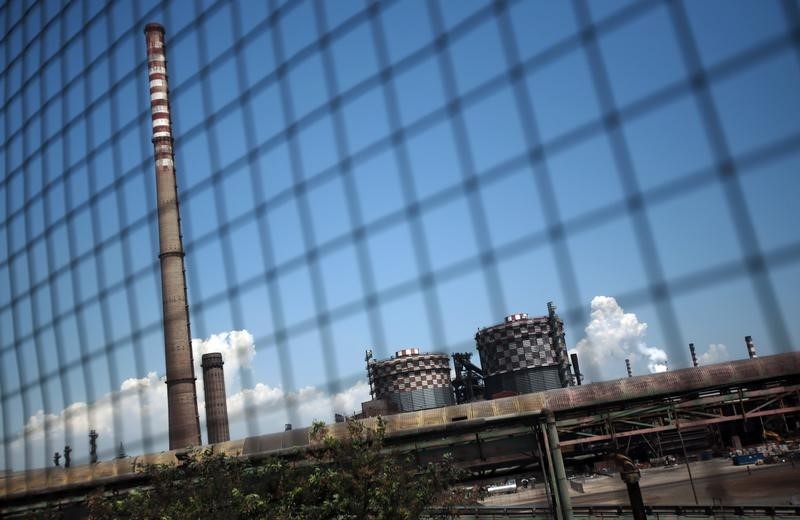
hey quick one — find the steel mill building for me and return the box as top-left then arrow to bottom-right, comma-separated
475,302 -> 572,397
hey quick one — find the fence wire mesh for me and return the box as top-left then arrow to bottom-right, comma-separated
1,0 -> 799,474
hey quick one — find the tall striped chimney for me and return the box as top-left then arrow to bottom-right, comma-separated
625,358 -> 632,378
144,23 -> 201,449
745,336 -> 757,359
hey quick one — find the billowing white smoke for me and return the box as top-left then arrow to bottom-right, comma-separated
700,343 -> 728,365
575,296 -> 669,379
639,346 -> 669,373
4,330 -> 370,471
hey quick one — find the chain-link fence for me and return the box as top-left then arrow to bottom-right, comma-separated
2,0 -> 799,472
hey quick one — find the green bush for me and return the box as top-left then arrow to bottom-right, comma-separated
88,418 -> 476,519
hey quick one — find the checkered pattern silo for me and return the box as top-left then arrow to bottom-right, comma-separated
367,348 -> 454,412
475,305 -> 571,398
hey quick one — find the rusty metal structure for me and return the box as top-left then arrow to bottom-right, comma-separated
546,302 -> 572,385
452,352 -> 485,404
201,353 -> 230,444
144,23 -> 201,449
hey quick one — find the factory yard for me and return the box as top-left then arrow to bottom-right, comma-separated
482,458 -> 800,507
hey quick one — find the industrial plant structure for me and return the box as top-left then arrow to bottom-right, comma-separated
143,20 -> 578,451
364,348 -> 454,413
359,303 -> 576,415
475,303 -> 572,398
144,23 -> 201,449
6,351 -> 799,513
201,353 -> 230,444
137,22 -> 788,479
7,18 -> 798,516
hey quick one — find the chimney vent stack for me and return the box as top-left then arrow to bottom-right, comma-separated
144,23 -> 201,449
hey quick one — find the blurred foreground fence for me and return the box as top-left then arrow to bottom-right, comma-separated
1,0 -> 800,471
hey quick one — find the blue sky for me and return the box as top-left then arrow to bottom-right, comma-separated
1,0 -> 799,469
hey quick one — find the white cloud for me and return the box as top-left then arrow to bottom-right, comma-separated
575,296 -> 669,380
192,330 -> 256,389
3,330 -> 370,471
7,372 -> 168,470
225,381 -> 370,438
700,343 -> 728,365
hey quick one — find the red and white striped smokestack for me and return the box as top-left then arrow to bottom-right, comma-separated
144,23 -> 201,449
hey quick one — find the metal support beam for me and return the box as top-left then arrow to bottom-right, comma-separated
557,385 -> 800,446
539,422 -> 563,520
674,411 -> 699,505
746,406 -> 800,419
615,454 -> 646,520
560,408 -> 774,446
546,411 -> 573,520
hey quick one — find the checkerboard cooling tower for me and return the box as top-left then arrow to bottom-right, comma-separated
476,303 -> 571,398
368,348 -> 454,412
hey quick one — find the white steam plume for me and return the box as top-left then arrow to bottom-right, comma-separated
575,296 -> 669,380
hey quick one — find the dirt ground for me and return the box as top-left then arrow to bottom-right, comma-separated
481,458 -> 800,507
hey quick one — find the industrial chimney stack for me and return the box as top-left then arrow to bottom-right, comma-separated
144,23 -> 201,449
745,336 -> 758,359
570,353 -> 582,386
689,343 -> 698,367
625,358 -> 632,378
201,353 -> 230,444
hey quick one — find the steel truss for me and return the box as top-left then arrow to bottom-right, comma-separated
555,384 -> 800,447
